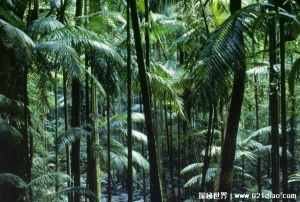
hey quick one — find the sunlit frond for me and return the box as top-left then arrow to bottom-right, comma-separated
131,149 -> 149,171
235,150 -> 256,162
26,18 -> 64,41
201,146 -> 222,157
99,112 -> 145,128
183,174 -> 201,188
288,172 -> 300,183
181,163 -> 204,175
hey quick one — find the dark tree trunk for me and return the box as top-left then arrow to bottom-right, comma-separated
216,0 -> 245,200
71,78 -> 81,202
279,0 -> 288,197
268,6 -> 280,200
129,0 -> 162,200
126,8 -> 133,198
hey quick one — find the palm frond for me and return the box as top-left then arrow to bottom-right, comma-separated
38,26 -> 124,65
39,25 -> 101,42
146,70 -> 185,119
235,150 -> 257,163
27,172 -> 72,188
99,112 -> 145,128
183,174 -> 201,188
57,128 -> 90,151
181,163 -> 204,175
25,18 -> 64,41
190,8 -> 254,101
119,129 -> 147,143
0,19 -> 34,67
180,129 -> 221,142
0,173 -> 26,188
288,172 -> 300,183
0,7 -> 24,28
245,126 -> 273,141
34,41 -> 81,77
52,38 -> 125,66
130,149 -> 149,171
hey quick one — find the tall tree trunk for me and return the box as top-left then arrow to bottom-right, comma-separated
216,0 -> 245,200
269,5 -> 280,199
72,0 -> 83,201
106,64 -> 112,202
63,70 -> 72,201
127,9 -> 133,198
200,103 -> 213,193
279,0 -> 288,197
71,78 -> 81,202
254,74 -> 262,201
129,0 -> 162,200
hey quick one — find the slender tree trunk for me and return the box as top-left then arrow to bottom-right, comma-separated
200,103 -> 213,193
129,0 -> 162,200
216,0 -> 245,200
71,78 -> 81,202
63,70 -> 72,201
127,6 -> 133,199
268,5 -> 280,199
254,74 -> 262,201
91,72 -> 101,200
107,64 -> 112,202
279,0 -> 288,197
